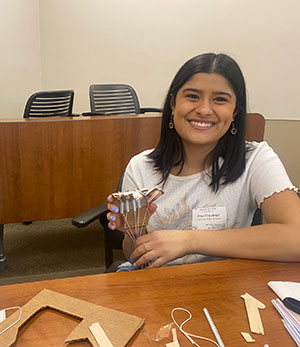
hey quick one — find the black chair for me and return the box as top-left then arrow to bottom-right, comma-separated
72,174 -> 125,270
82,84 -> 162,116
72,113 -> 266,270
23,90 -> 74,118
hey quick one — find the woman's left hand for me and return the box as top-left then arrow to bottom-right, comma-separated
131,229 -> 190,268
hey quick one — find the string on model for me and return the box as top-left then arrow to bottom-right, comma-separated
112,188 -> 164,243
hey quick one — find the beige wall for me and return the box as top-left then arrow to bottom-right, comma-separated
38,0 -> 300,119
1,0 -> 299,119
0,0 -> 41,117
265,120 -> 300,188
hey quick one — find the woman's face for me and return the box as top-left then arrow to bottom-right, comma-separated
171,73 -> 237,151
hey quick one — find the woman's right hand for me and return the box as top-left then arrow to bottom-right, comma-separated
106,195 -> 125,232
106,194 -> 158,233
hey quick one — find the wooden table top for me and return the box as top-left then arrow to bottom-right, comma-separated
0,259 -> 299,346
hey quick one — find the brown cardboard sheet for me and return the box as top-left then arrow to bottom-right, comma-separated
0,288 -> 144,346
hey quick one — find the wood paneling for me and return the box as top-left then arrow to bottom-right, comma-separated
0,115 -> 161,223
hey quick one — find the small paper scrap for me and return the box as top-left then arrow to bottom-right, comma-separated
0,310 -> 6,323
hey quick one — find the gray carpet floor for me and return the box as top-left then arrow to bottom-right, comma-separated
0,218 -> 125,285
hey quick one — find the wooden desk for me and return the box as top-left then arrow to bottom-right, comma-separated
0,114 -> 161,268
0,114 -> 161,223
0,259 -> 298,346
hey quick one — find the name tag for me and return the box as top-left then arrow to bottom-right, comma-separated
192,206 -> 227,230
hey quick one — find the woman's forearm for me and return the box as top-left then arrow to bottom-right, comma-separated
185,223 -> 300,262
186,190 -> 300,262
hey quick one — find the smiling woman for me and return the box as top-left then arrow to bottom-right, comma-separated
106,53 -> 300,271
151,53 -> 247,190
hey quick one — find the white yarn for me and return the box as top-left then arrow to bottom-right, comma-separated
171,307 -> 220,347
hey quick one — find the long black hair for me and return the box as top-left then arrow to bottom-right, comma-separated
148,53 -> 247,191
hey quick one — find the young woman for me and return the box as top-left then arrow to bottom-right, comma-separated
107,53 -> 300,270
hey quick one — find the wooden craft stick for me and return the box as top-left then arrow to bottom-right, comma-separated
241,293 -> 265,335
165,328 -> 180,347
165,341 -> 180,347
89,322 -> 114,347
171,328 -> 178,342
241,331 -> 255,342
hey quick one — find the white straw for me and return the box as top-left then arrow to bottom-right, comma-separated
203,308 -> 225,347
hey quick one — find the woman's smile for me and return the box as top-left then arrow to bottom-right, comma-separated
189,119 -> 215,129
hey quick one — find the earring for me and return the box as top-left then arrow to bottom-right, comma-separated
169,114 -> 174,129
231,122 -> 237,135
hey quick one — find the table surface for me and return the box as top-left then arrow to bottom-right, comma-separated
0,259 -> 298,346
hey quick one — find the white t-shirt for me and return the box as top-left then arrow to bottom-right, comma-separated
122,141 -> 297,265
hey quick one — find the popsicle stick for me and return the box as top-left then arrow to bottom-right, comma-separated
241,331 -> 255,342
166,328 -> 180,347
89,322 -> 113,347
241,293 -> 265,335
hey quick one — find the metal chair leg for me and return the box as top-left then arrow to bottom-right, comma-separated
0,224 -> 6,271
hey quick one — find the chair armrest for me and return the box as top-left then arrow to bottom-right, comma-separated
72,203 -> 108,228
140,107 -> 162,113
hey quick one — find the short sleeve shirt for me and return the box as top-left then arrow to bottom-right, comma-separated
122,141 -> 297,265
